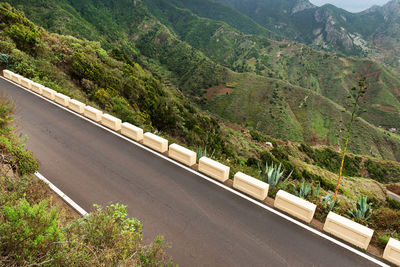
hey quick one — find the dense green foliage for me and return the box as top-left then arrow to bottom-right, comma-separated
0,95 -> 38,175
300,144 -> 362,177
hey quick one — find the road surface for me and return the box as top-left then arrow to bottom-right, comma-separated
0,78 -> 383,266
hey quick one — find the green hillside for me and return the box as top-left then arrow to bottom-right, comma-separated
0,2 -> 234,157
3,0 -> 400,162
141,0 -> 400,156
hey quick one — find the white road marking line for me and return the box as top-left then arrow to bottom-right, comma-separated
1,76 -> 390,266
35,172 -> 88,216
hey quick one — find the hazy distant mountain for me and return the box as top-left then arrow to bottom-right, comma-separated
209,0 -> 400,69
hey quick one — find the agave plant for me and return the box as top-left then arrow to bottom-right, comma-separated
346,194 -> 373,222
295,180 -> 312,199
197,146 -> 215,161
315,182 -> 321,198
323,193 -> 337,212
258,161 -> 292,188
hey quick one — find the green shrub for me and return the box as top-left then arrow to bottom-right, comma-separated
0,199 -> 63,266
260,150 -> 279,165
4,23 -> 40,55
246,157 -> 258,167
377,234 -> 390,249
371,207 -> 400,232
0,95 -> 14,133
63,204 -> 170,266
250,130 -> 266,142
299,143 -> 313,156
0,53 -> 9,68
271,147 -> 289,161
0,136 -> 38,175
0,174 -> 50,205
365,159 -> 387,183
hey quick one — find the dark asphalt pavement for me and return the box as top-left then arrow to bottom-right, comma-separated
0,78 -> 383,266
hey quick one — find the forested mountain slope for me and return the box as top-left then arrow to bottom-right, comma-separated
2,0 -> 400,161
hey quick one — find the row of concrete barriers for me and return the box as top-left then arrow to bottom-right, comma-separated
3,69 -> 399,265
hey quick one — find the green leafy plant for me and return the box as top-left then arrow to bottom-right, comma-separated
197,146 -> 215,161
324,193 -> 338,212
294,180 -> 312,199
346,194 -> 373,223
294,181 -> 321,199
0,53 -> 9,68
0,136 -> 39,175
315,182 -> 321,198
0,199 -> 63,266
377,234 -> 390,249
258,161 -> 292,188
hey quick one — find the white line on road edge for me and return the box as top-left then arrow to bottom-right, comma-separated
2,76 -> 389,267
35,172 -> 88,216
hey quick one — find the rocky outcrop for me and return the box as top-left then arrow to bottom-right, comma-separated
314,9 -> 354,51
291,0 -> 315,14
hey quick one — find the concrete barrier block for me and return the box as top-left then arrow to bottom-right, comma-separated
20,77 -> 32,89
383,238 -> 400,266
68,99 -> 85,114
83,106 -> 102,122
323,211 -> 374,250
54,93 -> 70,107
169,143 -> 196,166
101,114 -> 121,131
121,122 -> 143,141
198,157 -> 230,182
274,190 -> 316,223
42,87 -> 56,100
3,70 -> 12,80
31,82 -> 43,94
233,172 -> 269,201
10,72 -> 21,84
143,132 -> 168,153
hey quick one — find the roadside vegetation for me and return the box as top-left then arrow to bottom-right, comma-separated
0,2 -> 399,253
0,95 -> 172,266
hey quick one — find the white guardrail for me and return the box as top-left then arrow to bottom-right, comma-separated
323,211 -> 374,250
233,172 -> 268,201
274,190 -> 316,223
169,143 -> 196,167
54,93 -> 70,107
3,70 -> 399,265
198,156 -> 230,182
143,132 -> 168,153
101,114 -> 121,131
121,122 -> 143,141
383,237 -> 400,266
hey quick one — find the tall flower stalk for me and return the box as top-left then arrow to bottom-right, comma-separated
333,78 -> 367,200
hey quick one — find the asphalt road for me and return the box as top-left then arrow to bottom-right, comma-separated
0,78 -> 383,267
